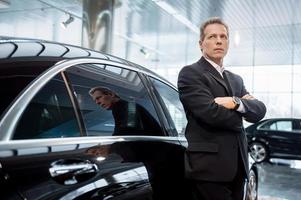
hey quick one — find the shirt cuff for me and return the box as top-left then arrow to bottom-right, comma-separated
236,98 -> 246,113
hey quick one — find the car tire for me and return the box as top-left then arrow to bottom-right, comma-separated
246,169 -> 258,200
249,142 -> 268,163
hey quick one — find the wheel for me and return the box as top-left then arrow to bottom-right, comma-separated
246,169 -> 258,200
249,142 -> 268,163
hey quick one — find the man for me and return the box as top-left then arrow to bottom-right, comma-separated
177,17 -> 266,200
89,86 -> 162,136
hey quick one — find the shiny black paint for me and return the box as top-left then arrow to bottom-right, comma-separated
0,138 -> 188,200
246,118 -> 301,160
0,38 -> 191,199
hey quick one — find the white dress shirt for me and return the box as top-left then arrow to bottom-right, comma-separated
204,57 -> 246,113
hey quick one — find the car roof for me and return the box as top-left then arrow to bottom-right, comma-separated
246,117 -> 301,128
0,36 -> 172,85
264,118 -> 301,121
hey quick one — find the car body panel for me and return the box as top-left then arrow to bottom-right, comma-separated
0,136 -> 186,200
246,118 -> 301,160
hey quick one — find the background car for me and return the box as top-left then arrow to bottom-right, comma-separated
0,36 -> 257,200
246,118 -> 301,163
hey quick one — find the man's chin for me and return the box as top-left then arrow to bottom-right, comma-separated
105,106 -> 112,110
213,53 -> 225,58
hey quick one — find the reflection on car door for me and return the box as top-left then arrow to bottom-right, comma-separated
0,61 -> 187,200
63,63 -> 187,199
64,64 -> 164,137
0,71 -> 88,199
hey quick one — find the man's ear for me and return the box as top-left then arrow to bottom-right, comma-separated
199,40 -> 203,51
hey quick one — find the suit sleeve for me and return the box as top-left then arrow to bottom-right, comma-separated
178,66 -> 242,131
238,80 -> 266,123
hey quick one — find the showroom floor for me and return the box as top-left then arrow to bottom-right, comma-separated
257,159 -> 301,200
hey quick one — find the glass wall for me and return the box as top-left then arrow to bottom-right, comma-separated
1,0 -> 300,120
111,1 -> 301,120
0,1 -> 82,45
229,65 -> 301,119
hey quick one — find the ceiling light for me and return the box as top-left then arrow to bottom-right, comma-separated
234,31 -> 240,46
152,0 -> 198,34
114,32 -> 167,57
173,14 -> 198,33
61,14 -> 74,29
153,0 -> 177,15
140,47 -> 150,59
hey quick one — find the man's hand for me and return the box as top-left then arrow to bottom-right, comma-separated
215,94 -> 256,110
214,97 -> 236,109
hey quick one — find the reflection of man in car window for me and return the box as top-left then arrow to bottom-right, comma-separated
89,86 -> 162,136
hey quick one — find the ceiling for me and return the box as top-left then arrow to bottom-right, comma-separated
0,0 -> 300,66
133,0 -> 301,66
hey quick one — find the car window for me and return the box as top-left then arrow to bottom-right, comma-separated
259,120 -> 292,131
13,74 -> 81,139
0,60 -> 55,117
269,123 -> 277,130
275,121 -> 292,131
65,64 -> 164,137
149,77 -> 187,136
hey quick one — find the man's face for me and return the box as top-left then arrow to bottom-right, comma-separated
199,23 -> 229,64
91,90 -> 114,110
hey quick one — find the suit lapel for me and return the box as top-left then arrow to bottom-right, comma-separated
197,57 -> 232,96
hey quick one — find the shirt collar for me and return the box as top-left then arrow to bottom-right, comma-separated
203,57 -> 224,77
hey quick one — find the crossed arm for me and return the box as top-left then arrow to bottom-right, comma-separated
178,66 -> 266,127
214,94 -> 266,123
214,94 -> 255,110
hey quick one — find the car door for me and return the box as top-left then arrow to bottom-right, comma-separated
0,71 -> 92,200
257,119 -> 297,157
146,76 -> 191,198
0,59 -> 187,200
63,63 -> 188,200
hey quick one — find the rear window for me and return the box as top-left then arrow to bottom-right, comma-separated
258,120 -> 292,131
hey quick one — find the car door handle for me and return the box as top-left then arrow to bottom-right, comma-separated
49,159 -> 98,185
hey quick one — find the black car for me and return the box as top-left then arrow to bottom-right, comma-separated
246,118 -> 301,163
0,37 -> 258,200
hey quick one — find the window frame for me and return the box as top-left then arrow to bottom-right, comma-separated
64,64 -> 167,137
257,119 -> 293,132
135,72 -> 170,136
143,75 -> 183,137
0,58 -> 168,141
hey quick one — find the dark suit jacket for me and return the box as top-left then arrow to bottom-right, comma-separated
177,57 -> 266,182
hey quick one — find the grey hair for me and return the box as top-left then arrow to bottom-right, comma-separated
199,17 -> 229,42
89,86 -> 120,98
